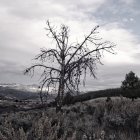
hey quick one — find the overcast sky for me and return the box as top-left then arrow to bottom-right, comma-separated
0,0 -> 140,91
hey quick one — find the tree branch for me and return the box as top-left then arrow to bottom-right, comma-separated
35,49 -> 62,64
66,25 -> 99,66
24,64 -> 60,74
46,20 -> 62,51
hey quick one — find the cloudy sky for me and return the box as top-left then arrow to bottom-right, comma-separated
0,0 -> 140,91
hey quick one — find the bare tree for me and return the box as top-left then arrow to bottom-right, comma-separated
24,20 -> 115,111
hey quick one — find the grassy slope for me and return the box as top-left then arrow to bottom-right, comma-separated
0,97 -> 139,139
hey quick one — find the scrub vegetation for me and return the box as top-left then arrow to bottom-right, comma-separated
0,97 -> 140,140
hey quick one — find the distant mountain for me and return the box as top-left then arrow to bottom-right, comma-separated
0,83 -> 55,101
0,83 -> 39,92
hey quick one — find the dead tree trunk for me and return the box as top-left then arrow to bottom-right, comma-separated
56,49 -> 65,112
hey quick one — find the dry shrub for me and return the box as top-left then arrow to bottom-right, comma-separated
0,97 -> 139,139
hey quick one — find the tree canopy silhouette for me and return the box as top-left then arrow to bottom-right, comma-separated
24,20 -> 115,111
121,71 -> 139,90
121,71 -> 140,101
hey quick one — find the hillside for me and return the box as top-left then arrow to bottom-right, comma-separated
0,85 -> 38,100
0,97 -> 139,139
0,84 -> 55,102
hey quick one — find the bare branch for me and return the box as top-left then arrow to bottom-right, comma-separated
24,64 -> 60,75
45,20 -> 62,51
66,25 -> 100,66
35,48 -> 62,64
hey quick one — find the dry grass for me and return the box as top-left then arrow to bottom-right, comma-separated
0,97 -> 139,140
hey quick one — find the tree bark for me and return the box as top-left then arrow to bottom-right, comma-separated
56,49 -> 65,112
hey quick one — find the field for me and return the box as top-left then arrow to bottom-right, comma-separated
0,97 -> 139,140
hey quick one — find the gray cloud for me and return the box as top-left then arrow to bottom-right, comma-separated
0,59 -> 41,84
0,0 -> 107,21
0,60 -> 23,83
80,63 -> 140,91
93,0 -> 140,28
0,0 -> 140,91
